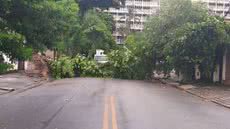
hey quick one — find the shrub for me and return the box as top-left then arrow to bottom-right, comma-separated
107,47 -> 137,79
72,55 -> 104,77
0,63 -> 13,74
50,56 -> 75,79
50,55 -> 105,79
107,43 -> 153,80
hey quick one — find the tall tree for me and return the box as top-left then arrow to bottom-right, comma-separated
0,18 -> 32,62
0,0 -> 79,50
144,0 -> 230,81
74,10 -> 116,57
0,0 -> 79,69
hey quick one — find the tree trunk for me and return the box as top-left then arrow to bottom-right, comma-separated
216,45 -> 224,83
54,49 -> 57,61
219,55 -> 223,83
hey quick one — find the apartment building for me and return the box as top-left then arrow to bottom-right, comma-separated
201,0 -> 230,20
105,0 -> 160,44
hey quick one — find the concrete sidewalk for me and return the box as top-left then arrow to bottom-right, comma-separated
187,86 -> 230,108
159,79 -> 230,109
0,72 -> 47,94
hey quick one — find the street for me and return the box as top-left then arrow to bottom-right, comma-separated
0,78 -> 230,129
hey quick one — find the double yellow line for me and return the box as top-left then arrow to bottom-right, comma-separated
102,96 -> 118,129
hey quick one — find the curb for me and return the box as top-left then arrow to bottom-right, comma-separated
184,90 -> 207,100
0,87 -> 15,92
212,100 -> 230,109
157,79 -> 230,109
2,79 -> 51,96
13,80 -> 48,95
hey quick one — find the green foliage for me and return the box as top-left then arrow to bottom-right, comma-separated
107,45 -> 150,80
72,55 -> 104,77
97,12 -> 115,32
50,55 -> 104,79
0,0 -> 116,65
74,10 -> 116,57
125,33 -> 154,79
0,0 -> 116,75
165,17 -> 229,80
0,23 -> 32,61
0,0 -> 79,51
50,56 -> 75,79
108,47 -> 135,79
106,32 -> 155,80
0,63 -> 13,74
144,0 -> 230,81
145,0 -> 207,73
50,0 -> 80,55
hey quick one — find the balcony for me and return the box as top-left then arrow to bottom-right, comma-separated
125,1 -> 159,7
108,8 -> 128,13
130,24 -> 144,30
203,0 -> 230,4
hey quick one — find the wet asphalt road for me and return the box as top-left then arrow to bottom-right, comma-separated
0,78 -> 230,129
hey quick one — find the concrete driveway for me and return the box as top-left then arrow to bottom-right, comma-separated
0,78 -> 230,129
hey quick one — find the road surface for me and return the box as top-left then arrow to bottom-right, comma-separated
0,78 -> 230,129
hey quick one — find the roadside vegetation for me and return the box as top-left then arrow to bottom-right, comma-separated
0,0 -> 118,74
144,0 -> 230,82
105,0 -> 230,81
1,0 -> 230,83
50,55 -> 106,79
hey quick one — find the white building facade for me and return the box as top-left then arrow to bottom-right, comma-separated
201,0 -> 230,20
105,0 -> 160,44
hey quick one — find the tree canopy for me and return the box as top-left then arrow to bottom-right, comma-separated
144,0 -> 230,81
1,0 -> 79,50
0,0 -> 80,62
74,10 -> 116,58
0,0 -> 118,62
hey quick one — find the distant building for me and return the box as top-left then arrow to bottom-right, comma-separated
200,0 -> 230,21
105,0 -> 160,44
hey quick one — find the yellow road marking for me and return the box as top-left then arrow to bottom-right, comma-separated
102,96 -> 119,129
102,97 -> 109,129
110,96 -> 118,129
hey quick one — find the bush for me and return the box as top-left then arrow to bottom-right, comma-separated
50,55 -> 105,79
72,55 -> 104,77
107,47 -> 137,79
107,41 -> 153,80
0,63 -> 13,74
81,60 -> 103,77
50,56 -> 75,79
